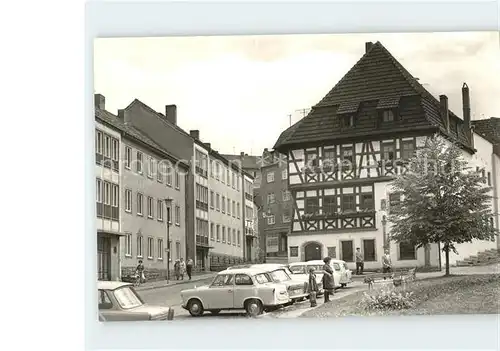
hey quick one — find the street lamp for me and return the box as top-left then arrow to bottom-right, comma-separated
164,197 -> 173,282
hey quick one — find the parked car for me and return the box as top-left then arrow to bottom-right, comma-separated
287,261 -> 325,295
228,263 -> 309,302
289,260 -> 352,289
98,281 -> 174,321
180,267 -> 291,317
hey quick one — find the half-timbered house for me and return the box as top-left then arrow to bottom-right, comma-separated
273,41 -> 499,270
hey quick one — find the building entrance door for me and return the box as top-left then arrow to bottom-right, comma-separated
196,248 -> 205,270
304,242 -> 322,261
97,236 -> 111,281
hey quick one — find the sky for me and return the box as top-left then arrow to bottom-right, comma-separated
94,32 -> 500,156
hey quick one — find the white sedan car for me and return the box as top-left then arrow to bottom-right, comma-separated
180,267 -> 291,317
289,259 -> 352,289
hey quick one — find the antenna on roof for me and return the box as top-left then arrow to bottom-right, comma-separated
296,108 -> 310,118
288,114 -> 292,127
233,146 -> 236,154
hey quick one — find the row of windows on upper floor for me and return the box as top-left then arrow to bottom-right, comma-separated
265,169 -> 288,183
123,189 -> 182,225
195,218 -> 243,247
195,150 -> 244,192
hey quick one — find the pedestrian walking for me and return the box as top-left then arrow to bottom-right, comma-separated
135,260 -> 145,285
382,250 -> 392,277
186,258 -> 194,280
174,259 -> 181,280
355,247 -> 364,275
307,267 -> 319,307
322,257 -> 335,302
179,258 -> 186,280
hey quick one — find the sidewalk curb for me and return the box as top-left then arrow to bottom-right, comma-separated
135,274 -> 216,292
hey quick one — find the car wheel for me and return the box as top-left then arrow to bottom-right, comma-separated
187,299 -> 204,317
210,309 -> 221,315
341,283 -> 347,288
245,299 -> 263,317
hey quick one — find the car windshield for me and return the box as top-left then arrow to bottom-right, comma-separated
254,273 -> 272,284
289,265 -> 305,274
308,265 -> 324,272
113,286 -> 143,309
270,269 -> 291,282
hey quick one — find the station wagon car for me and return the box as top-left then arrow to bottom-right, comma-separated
228,263 -> 309,302
287,261 -> 325,295
290,260 -> 352,289
180,268 -> 291,317
98,281 -> 174,321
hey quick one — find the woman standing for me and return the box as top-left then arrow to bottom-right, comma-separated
322,256 -> 335,302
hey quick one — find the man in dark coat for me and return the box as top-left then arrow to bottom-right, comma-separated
322,256 -> 335,302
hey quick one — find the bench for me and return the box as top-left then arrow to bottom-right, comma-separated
364,268 -> 417,290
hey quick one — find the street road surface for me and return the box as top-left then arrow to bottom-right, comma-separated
140,279 -> 364,320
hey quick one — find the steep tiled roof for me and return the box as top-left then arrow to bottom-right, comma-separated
95,108 -> 189,168
273,41 -> 472,151
472,117 -> 500,144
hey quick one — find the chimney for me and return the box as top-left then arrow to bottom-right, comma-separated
189,130 -> 200,139
205,143 -> 211,149
439,95 -> 450,132
94,94 -> 105,110
365,42 -> 374,53
165,104 -> 177,125
462,82 -> 474,147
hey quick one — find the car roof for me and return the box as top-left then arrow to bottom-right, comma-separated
290,260 -> 324,266
97,280 -> 133,290
247,264 -> 287,270
218,267 -> 269,275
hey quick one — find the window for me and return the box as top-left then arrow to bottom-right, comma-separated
237,230 -> 241,246
111,184 -> 119,216
175,242 -> 181,260
112,139 -> 119,161
216,194 -> 220,211
305,198 -> 319,215
157,162 -> 164,183
237,175 -> 240,191
389,193 -> 401,213
282,190 -> 290,201
147,196 -> 154,218
175,205 -> 180,225
341,115 -> 354,128
221,196 -> 226,213
488,172 -> 492,186
290,246 -> 299,257
382,143 -> 395,161
211,274 -> 234,287
305,151 -> 318,168
381,110 -> 394,122
96,179 -> 102,203
125,189 -> 132,212
267,193 -> 276,204
215,162 -> 220,180
237,203 -> 240,218
210,223 -> 215,240
222,227 -> 226,243
125,234 -> 132,257
323,195 -> 336,215
158,239 -> 163,260
175,170 -> 180,189
282,210 -> 291,223
227,169 -> 231,187
103,182 -> 110,205
342,194 -> 355,212
360,193 -> 374,210
137,193 -> 143,216
95,130 -> 103,155
147,237 -> 154,259
254,273 -> 271,284
323,149 -> 335,171
235,274 -> 253,286
232,172 -> 235,188
104,135 -> 111,157
216,225 -> 221,242
166,163 -> 172,186
232,229 -> 236,246
136,152 -> 143,173
399,242 -> 416,260
157,200 -> 163,221
221,167 -> 225,183
267,214 -> 275,225
98,290 -> 113,310
137,235 -> 143,257
125,147 -> 132,169
342,148 -> 353,167
401,140 -> 415,159
232,201 -> 236,217
363,239 -> 376,261
147,157 -> 154,178
228,229 -> 231,244
210,191 -> 214,208
227,198 -> 231,216
282,169 -> 287,180
267,172 -> 275,183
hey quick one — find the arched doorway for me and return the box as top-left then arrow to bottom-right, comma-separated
304,242 -> 322,261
